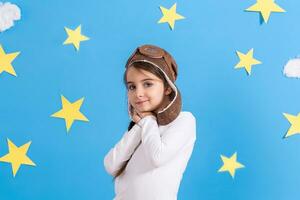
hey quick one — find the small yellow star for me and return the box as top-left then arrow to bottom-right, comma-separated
245,0 -> 285,23
283,112 -> 300,138
218,152 -> 245,178
51,95 -> 89,132
158,3 -> 185,30
0,45 -> 20,77
63,25 -> 89,51
235,48 -> 262,75
0,138 -> 36,177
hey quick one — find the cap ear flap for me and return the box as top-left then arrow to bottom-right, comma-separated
171,59 -> 178,80
163,53 -> 178,81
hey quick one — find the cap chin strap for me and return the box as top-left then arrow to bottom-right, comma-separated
129,60 -> 178,114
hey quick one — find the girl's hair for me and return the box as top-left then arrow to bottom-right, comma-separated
112,61 -> 169,181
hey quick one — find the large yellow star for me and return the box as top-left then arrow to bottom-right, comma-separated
51,95 -> 89,132
283,112 -> 300,138
235,48 -> 262,75
158,3 -> 185,30
218,152 -> 245,178
0,138 -> 36,177
63,25 -> 89,51
0,45 -> 20,77
245,0 -> 285,23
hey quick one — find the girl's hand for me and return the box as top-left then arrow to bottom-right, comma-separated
132,108 -> 142,123
135,111 -> 154,118
135,110 -> 156,122
131,107 -> 156,123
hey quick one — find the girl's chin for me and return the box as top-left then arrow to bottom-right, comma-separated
136,108 -> 149,113
135,106 -> 154,113
134,103 -> 159,113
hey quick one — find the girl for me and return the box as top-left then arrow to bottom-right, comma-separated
104,44 -> 197,200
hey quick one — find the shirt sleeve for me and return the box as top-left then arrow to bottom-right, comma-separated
137,113 -> 196,168
103,123 -> 142,176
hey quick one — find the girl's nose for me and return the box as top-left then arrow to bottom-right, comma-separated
135,87 -> 144,97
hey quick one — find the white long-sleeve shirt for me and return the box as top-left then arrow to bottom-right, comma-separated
104,111 -> 197,200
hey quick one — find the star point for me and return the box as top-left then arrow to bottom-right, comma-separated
218,152 -> 245,178
0,138 -> 36,177
158,3 -> 185,30
235,48 -> 262,75
51,95 -> 89,132
0,45 -> 20,77
63,25 -> 89,51
283,112 -> 300,138
245,0 -> 285,23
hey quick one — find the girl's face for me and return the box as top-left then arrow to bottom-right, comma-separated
126,66 -> 171,113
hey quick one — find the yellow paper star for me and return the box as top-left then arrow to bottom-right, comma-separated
63,25 -> 89,51
245,0 -> 285,23
0,45 -> 20,77
51,95 -> 89,132
283,112 -> 300,138
218,152 -> 245,178
0,138 -> 36,177
235,48 -> 262,75
158,3 -> 185,30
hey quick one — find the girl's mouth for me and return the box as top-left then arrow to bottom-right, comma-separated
136,100 -> 148,105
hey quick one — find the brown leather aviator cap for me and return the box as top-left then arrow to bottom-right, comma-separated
125,44 -> 182,126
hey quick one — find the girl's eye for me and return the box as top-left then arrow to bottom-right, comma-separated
144,82 -> 153,87
127,82 -> 153,91
128,85 -> 135,90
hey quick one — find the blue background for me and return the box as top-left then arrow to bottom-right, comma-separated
1,0 -> 300,199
